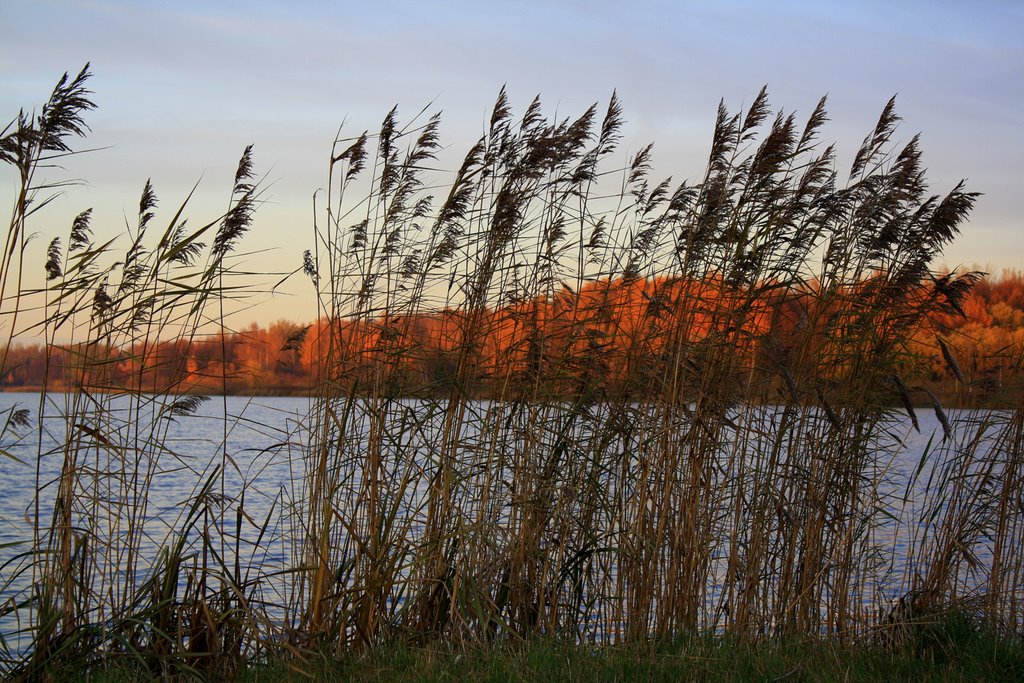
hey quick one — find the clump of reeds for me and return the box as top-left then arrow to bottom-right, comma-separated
287,82 -> 1001,656
1,68 -> 1021,681
0,67 -> 282,680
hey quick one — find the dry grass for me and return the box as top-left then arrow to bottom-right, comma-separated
0,69 -> 1021,680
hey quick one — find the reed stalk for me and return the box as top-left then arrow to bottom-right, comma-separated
0,69 -> 1020,680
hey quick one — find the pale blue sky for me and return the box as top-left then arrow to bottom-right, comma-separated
2,0 -> 1022,323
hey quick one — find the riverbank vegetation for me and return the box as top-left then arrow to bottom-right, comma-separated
53,610 -> 1024,681
1,67 -> 1022,680
3,270 -> 1023,405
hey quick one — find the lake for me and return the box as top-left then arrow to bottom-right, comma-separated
0,392 -> 1010,650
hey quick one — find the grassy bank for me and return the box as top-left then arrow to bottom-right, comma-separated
57,612 -> 1024,681
244,631 -> 1024,682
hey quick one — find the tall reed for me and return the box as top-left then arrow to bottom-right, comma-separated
0,70 -> 1020,681
286,85 -> 1004,654
1,68 -> 275,679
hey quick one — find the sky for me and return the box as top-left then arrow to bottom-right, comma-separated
2,0 -> 1023,325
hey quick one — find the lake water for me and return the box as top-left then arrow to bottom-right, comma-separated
0,392 -> 1011,651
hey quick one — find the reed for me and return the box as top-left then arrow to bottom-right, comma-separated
0,69 -> 1020,680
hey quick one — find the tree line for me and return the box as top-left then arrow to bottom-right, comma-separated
3,270 -> 1021,405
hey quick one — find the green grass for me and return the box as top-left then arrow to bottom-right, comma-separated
60,613 -> 1024,682
241,632 -> 1024,682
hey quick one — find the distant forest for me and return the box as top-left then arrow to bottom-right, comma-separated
5,271 -> 1023,405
